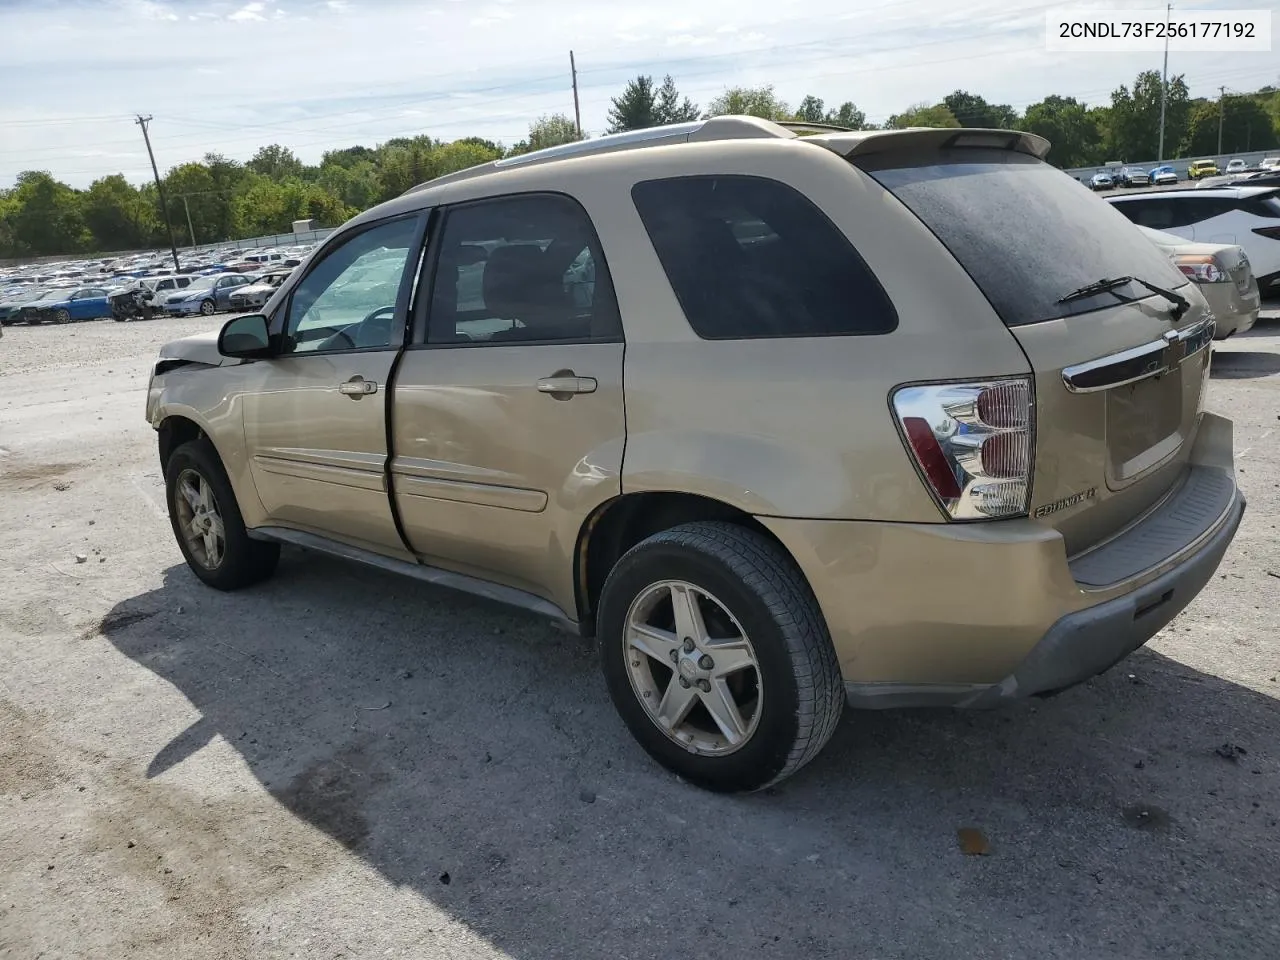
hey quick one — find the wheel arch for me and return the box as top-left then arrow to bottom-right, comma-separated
573,491 -> 799,637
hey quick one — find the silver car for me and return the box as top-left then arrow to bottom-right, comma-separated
1137,226 -> 1259,338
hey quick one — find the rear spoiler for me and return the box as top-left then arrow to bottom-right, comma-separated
807,127 -> 1051,162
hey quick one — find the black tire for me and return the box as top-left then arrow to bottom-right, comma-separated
54,308 -> 71,324
165,438 -> 279,590
199,299 -> 216,316
598,521 -> 843,792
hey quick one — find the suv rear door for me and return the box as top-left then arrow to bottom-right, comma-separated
389,193 -> 625,614
848,140 -> 1214,556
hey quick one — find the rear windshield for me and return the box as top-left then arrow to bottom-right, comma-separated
862,149 -> 1189,326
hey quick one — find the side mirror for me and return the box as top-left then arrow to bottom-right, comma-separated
218,313 -> 272,359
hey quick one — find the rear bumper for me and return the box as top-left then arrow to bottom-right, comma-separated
1202,282 -> 1260,338
758,412 -> 1243,708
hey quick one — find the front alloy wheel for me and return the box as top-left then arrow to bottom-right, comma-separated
173,468 -> 226,570
55,309 -> 71,324
199,299 -> 216,316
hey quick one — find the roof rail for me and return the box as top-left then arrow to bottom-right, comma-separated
401,115 -> 799,196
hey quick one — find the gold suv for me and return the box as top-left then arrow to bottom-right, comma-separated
147,118 -> 1245,792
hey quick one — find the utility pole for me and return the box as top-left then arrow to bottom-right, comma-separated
181,196 -> 197,250
135,114 -> 181,272
569,50 -> 582,139
1157,2 -> 1170,161
1217,87 -> 1226,155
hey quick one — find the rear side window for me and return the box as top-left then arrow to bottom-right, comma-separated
864,149 -> 1188,326
427,193 -> 621,345
631,175 -> 896,339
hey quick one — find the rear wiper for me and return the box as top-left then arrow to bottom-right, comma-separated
1057,276 -> 1189,319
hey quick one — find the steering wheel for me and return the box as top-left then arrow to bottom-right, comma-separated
314,305 -> 397,351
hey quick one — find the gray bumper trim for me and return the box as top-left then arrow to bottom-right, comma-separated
844,484 -> 1245,711
964,487 -> 1244,707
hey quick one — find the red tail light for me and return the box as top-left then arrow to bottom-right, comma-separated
903,417 -> 962,499
893,378 -> 1034,520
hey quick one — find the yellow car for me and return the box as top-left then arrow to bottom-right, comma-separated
1188,159 -> 1220,179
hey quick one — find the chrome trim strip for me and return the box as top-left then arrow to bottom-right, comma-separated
1061,314 -> 1215,394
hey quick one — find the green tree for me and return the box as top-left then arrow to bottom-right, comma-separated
1020,95 -> 1102,168
608,74 -> 658,132
704,85 -> 791,120
886,103 -> 960,129
321,145 -> 378,169
655,75 -> 700,124
608,75 -> 698,132
1108,70 -> 1190,161
795,95 -> 826,123
246,144 -> 305,180
82,174 -> 155,250
5,171 -> 89,255
825,101 -> 867,129
525,113 -> 581,152
1181,96 -> 1278,156
944,90 -> 1019,129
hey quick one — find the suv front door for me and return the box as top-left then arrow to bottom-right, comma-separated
391,194 -> 625,612
241,213 -> 426,555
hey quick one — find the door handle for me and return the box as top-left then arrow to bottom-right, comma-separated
338,376 -> 378,398
536,375 -> 597,397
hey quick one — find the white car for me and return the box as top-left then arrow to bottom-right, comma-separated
1225,159 -> 1249,175
1136,226 -> 1259,338
1260,157 -> 1279,171
1107,187 -> 1280,299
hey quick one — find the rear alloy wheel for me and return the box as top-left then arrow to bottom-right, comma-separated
54,309 -> 71,324
199,299 -> 216,316
599,521 -> 844,792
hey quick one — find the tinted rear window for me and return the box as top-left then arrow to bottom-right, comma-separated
863,149 -> 1189,326
632,175 -> 896,339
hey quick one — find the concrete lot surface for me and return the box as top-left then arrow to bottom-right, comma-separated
1,314 -> 1278,959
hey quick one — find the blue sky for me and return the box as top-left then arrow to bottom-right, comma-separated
1,0 -> 1275,187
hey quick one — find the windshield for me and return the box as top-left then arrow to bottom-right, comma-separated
186,277 -> 217,291
863,149 -> 1189,326
34,287 -> 76,301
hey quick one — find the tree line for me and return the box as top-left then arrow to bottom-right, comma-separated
3,69 -> 1278,259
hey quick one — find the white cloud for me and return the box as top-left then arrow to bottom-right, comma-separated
228,2 -> 267,22
666,33 -> 716,48
121,0 -> 179,22
327,0 -> 351,10
1,0 -> 1269,188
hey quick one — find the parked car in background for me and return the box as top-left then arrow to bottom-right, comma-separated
227,269 -> 292,311
1225,159 -> 1249,175
148,118 -> 1242,792
164,273 -> 253,315
1259,157 -> 1279,171
1137,225 -> 1259,338
20,286 -> 112,324
1188,159 -> 1220,180
1107,186 -> 1280,299
1148,165 -> 1179,185
1117,166 -> 1147,187
0,285 -> 49,324
1089,171 -> 1114,190
1225,171 -> 1280,189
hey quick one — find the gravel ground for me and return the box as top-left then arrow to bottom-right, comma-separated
1,313 -> 1278,960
